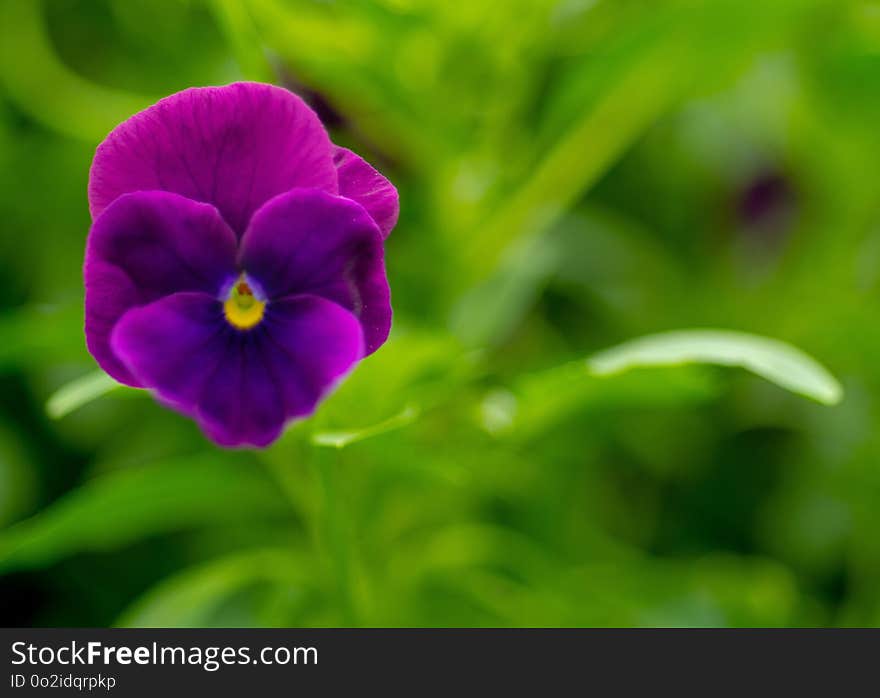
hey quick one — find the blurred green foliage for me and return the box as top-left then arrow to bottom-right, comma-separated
0,0 -> 878,627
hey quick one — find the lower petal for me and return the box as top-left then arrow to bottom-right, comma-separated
197,295 -> 364,446
195,332 -> 287,448
111,292 -> 364,447
260,294 -> 365,418
110,292 -> 229,411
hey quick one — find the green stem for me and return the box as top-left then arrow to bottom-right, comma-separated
261,450 -> 308,516
261,437 -> 360,625
311,450 -> 359,626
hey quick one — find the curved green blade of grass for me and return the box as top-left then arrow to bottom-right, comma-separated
588,329 -> 843,406
0,0 -> 152,141
46,370 -> 128,419
0,455 -> 290,574
117,548 -> 309,628
311,404 -> 420,449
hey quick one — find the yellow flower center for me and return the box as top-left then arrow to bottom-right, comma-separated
223,275 -> 266,330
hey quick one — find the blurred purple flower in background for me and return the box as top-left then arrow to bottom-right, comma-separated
84,82 -> 398,447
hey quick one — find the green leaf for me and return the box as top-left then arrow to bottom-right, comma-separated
0,455 -> 290,574
451,230 -> 563,347
46,370 -> 127,419
463,25 -> 686,280
117,548 -> 309,628
311,404 -> 420,449
0,304 -> 86,369
294,331 -> 472,451
588,329 -> 843,405
0,0 -> 152,142
485,364 -> 721,440
0,424 -> 37,527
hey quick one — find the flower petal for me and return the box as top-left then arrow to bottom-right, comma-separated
110,292 -> 228,409
333,146 -> 399,238
84,191 -> 238,385
256,294 -> 365,420
111,292 -> 363,448
88,82 -> 338,235
198,295 -> 365,446
240,187 -> 391,355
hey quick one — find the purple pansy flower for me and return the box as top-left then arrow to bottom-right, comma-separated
84,82 -> 397,447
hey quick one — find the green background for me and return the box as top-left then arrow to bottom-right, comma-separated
0,0 -> 878,627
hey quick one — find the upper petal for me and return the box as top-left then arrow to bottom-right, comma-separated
111,292 -> 364,448
84,190 -> 238,385
239,187 -> 391,355
333,146 -> 399,238
88,82 -> 338,235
